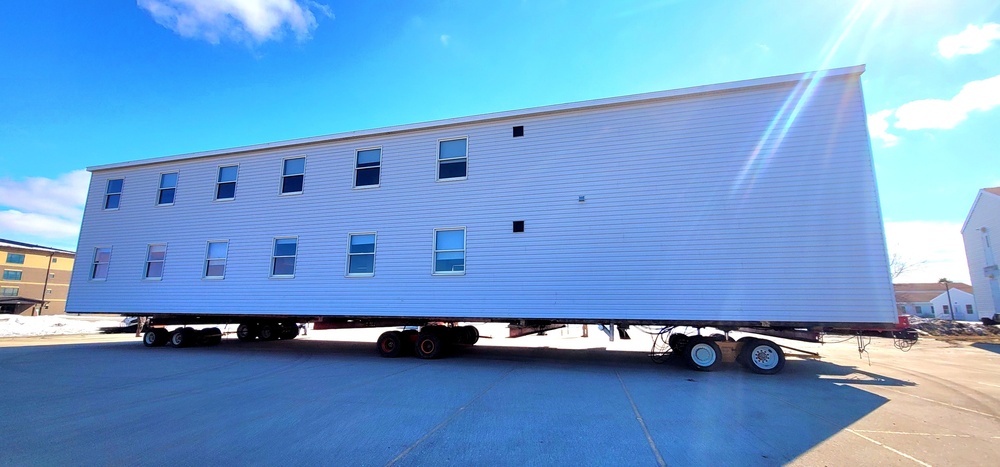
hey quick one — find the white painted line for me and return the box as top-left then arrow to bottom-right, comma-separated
847,429 -> 932,467
616,371 -> 667,467
883,388 -> 998,420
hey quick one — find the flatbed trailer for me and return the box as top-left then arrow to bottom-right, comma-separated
68,65 -> 905,374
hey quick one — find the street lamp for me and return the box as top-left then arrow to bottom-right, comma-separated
938,278 -> 955,322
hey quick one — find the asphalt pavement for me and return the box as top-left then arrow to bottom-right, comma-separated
0,326 -> 998,466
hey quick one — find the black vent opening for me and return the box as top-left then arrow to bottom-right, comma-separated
513,126 -> 524,137
513,220 -> 525,233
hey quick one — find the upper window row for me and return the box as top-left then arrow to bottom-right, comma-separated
102,138 -> 468,210
4,253 -> 25,264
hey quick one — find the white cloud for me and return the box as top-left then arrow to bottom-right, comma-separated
938,23 -> 1000,58
440,34 -> 450,46
867,109 -> 898,147
137,0 -> 332,45
868,74 -> 1000,144
0,170 -> 89,250
884,221 -> 970,284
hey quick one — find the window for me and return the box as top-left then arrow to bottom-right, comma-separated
967,304 -> 974,314
914,305 -> 923,314
91,248 -> 111,280
271,237 -> 297,277
347,233 -> 376,276
46,289 -> 52,294
281,157 -> 305,194
6,253 -> 25,264
433,228 -> 466,274
355,148 -> 381,188
943,305 -> 950,314
104,179 -> 123,210
204,241 -> 229,279
52,258 -> 57,263
2,270 -> 22,281
49,273 -> 55,278
144,244 -> 166,280
157,173 -> 178,205
1,287 -> 17,297
216,165 -> 238,200
438,138 -> 467,180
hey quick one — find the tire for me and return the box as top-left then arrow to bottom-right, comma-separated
258,322 -> 281,341
236,323 -> 258,342
170,327 -> 195,348
463,325 -> 480,346
279,322 -> 299,340
736,337 -> 756,367
200,327 -> 223,346
685,336 -> 721,371
415,331 -> 445,359
376,331 -> 405,358
743,339 -> 785,375
142,328 -> 168,347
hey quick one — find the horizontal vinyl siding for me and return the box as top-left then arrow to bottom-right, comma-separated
68,72 -> 896,324
963,193 -> 1000,317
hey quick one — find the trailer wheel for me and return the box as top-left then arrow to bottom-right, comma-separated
143,328 -> 169,347
200,327 -> 223,346
279,322 -> 299,340
377,331 -> 405,358
743,339 -> 785,375
258,323 -> 281,341
685,336 -> 721,371
236,323 -> 258,342
415,331 -> 445,359
462,326 -> 480,345
170,327 -> 196,348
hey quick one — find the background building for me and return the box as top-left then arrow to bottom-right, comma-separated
962,187 -> 1000,321
894,282 -> 977,321
0,239 -> 75,315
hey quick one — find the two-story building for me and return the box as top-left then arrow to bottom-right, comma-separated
962,187 -> 1000,322
0,239 -> 76,315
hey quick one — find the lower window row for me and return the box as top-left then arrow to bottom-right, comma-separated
90,228 -> 467,281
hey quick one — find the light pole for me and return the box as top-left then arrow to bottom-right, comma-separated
939,278 -> 954,322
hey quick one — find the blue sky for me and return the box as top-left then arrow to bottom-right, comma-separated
1,0 -> 998,283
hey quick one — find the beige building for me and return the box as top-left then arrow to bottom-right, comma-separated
0,239 -> 75,315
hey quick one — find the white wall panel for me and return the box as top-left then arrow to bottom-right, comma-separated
68,70 -> 896,325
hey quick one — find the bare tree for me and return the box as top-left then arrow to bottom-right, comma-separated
889,252 -> 927,280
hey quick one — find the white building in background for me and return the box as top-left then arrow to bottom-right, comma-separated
894,283 -> 977,321
961,187 -> 1000,322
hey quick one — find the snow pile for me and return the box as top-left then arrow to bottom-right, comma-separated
908,316 -> 1000,337
0,315 -> 127,338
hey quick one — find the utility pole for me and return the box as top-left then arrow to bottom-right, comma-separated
939,278 -> 954,322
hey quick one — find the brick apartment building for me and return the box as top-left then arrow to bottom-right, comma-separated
0,239 -> 75,315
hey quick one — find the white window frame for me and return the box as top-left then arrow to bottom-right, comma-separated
432,227 -> 466,275
91,247 -> 112,281
354,147 -> 382,189
204,240 -> 229,279
144,244 -> 167,280
156,172 -> 178,207
104,178 -> 124,210
437,137 -> 468,182
1,287 -> 18,297
346,232 -> 377,277
215,165 -> 239,201
2,269 -> 22,281
280,157 -> 306,195
271,236 -> 298,278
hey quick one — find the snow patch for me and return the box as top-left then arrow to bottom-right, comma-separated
0,315 -> 126,338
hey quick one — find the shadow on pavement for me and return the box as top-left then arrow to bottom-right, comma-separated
972,342 -> 1000,355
